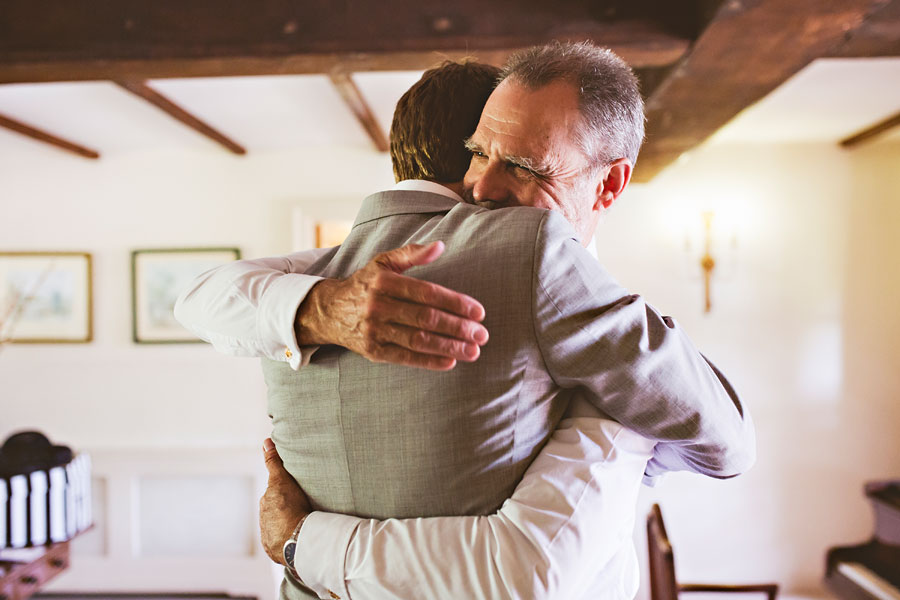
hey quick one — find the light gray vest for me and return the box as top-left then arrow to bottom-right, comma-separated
263,191 -> 571,524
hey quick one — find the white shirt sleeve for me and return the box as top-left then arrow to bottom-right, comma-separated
292,399 -> 655,600
173,247 -> 334,370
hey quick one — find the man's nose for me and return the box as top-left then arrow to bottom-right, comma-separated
470,161 -> 512,205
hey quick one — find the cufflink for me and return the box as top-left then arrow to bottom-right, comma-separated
285,348 -> 293,359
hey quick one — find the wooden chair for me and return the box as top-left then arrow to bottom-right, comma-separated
647,504 -> 779,600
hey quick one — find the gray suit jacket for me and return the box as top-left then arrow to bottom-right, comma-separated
264,190 -> 754,527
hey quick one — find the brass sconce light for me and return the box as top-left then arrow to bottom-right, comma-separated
675,203 -> 740,315
700,211 -> 716,313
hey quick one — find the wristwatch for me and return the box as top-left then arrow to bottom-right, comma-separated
282,515 -> 308,581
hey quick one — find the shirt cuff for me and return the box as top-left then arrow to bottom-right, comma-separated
256,273 -> 324,370
294,512 -> 361,600
642,453 -> 670,487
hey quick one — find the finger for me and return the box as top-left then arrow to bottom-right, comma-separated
378,323 -> 481,362
374,241 -> 445,274
375,344 -> 458,371
262,438 -> 284,474
373,295 -> 488,345
376,271 -> 487,324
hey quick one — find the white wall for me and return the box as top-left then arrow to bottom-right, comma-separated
0,144 -> 392,449
0,141 -> 392,597
598,141 -> 900,599
1,131 -> 898,598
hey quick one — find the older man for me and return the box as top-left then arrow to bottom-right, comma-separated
177,44 -> 754,600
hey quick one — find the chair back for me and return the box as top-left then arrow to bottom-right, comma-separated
647,504 -> 679,600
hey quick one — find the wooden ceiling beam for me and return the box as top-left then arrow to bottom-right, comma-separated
0,42 -> 689,85
0,113 -> 100,159
0,0 -> 699,83
115,80 -> 246,155
840,110 -> 900,148
828,0 -> 900,58
329,72 -> 389,153
633,0 -> 893,183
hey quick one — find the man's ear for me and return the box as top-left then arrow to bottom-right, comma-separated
594,158 -> 633,211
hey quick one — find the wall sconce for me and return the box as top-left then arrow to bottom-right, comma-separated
665,194 -> 745,315
685,210 -> 738,314
700,211 -> 716,313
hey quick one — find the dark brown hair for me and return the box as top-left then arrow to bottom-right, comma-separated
390,60 -> 500,183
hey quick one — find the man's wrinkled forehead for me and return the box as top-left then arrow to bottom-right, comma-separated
474,86 -> 582,162
480,80 -> 582,135
480,94 -> 525,127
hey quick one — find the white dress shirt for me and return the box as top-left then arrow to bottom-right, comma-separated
294,404 -> 653,600
174,180 -> 653,600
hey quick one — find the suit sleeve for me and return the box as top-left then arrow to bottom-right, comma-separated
531,211 -> 756,479
292,412 -> 654,600
173,247 -> 332,369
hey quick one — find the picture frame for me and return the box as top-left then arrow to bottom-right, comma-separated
0,251 -> 93,343
291,208 -> 354,251
131,247 -> 241,344
314,221 -> 354,249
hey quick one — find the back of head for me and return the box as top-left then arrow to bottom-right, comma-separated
390,60 -> 500,183
499,41 -> 645,166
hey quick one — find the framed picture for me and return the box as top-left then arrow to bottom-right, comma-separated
291,208 -> 354,251
315,221 -> 353,249
0,252 -> 93,343
131,247 -> 241,344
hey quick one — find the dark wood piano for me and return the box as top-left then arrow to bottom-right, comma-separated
825,481 -> 900,600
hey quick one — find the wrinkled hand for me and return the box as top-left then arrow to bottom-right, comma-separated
259,438 -> 311,565
295,241 -> 489,370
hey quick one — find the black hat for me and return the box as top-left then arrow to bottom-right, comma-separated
0,430 -> 74,477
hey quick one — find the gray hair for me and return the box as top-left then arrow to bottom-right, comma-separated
498,41 -> 645,166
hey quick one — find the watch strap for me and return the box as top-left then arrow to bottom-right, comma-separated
283,514 -> 309,581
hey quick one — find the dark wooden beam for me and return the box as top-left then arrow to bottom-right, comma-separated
0,0 -> 698,83
634,0 -> 893,183
0,46 -> 689,84
828,0 -> 900,58
0,113 -> 100,159
840,110 -> 900,148
329,71 -> 389,152
115,81 -> 246,155
634,65 -> 678,101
